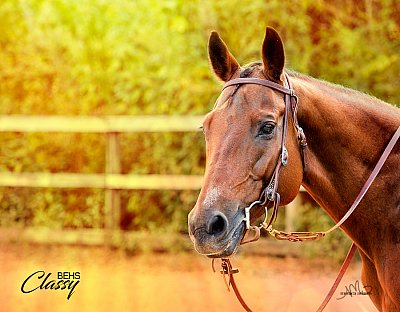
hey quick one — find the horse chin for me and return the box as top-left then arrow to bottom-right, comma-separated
204,222 -> 245,259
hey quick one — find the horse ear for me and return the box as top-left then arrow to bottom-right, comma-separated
208,31 -> 240,82
262,27 -> 285,82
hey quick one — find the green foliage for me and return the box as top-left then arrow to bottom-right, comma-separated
0,187 -> 103,228
0,0 -> 216,115
0,0 -> 399,255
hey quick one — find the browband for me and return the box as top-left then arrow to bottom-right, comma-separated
223,77 -> 296,97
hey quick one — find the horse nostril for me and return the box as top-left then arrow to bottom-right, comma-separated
206,212 -> 228,236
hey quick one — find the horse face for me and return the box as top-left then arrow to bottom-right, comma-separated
188,28 -> 303,258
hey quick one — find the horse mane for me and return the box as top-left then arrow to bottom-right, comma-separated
286,69 -> 398,111
241,62 -> 394,106
222,63 -> 398,119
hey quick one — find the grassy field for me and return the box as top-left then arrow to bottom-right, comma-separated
0,242 -> 376,312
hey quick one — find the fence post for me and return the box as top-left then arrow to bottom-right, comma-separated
285,194 -> 301,232
105,132 -> 121,245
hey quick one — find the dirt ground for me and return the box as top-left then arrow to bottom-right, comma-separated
0,242 -> 376,312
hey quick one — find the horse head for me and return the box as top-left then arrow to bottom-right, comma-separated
188,28 -> 304,258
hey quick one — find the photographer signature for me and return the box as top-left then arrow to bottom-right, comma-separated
337,280 -> 372,300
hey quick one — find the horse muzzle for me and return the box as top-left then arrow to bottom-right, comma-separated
188,209 -> 246,258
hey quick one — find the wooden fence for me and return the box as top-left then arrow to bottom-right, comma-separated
0,115 -> 301,245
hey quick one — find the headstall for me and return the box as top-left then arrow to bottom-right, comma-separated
222,73 -> 308,244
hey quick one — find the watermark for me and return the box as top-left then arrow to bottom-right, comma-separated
21,271 -> 80,300
337,280 -> 372,300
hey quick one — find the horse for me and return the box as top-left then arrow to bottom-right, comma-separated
188,27 -> 400,311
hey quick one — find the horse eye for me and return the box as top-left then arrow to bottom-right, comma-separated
258,123 -> 275,137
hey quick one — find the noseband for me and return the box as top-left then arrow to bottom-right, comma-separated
222,73 -> 308,243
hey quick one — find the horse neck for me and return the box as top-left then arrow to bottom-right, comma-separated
293,74 -> 399,243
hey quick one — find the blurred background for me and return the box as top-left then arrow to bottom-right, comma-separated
0,0 -> 398,311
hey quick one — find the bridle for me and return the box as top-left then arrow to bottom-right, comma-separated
222,73 -> 308,244
211,72 -> 400,312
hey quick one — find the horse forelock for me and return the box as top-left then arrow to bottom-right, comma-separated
239,62 -> 262,78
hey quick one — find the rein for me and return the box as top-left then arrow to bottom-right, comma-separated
213,73 -> 400,312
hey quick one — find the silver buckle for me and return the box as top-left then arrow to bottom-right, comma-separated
243,200 -> 262,229
281,146 -> 288,166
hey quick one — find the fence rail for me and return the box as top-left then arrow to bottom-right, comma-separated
0,172 -> 204,190
0,115 -> 204,133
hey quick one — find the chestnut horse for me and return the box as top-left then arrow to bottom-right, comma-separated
188,27 -> 400,311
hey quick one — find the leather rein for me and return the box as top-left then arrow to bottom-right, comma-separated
212,73 -> 400,312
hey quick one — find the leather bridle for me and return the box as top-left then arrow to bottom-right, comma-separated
222,73 -> 307,243
212,72 -> 400,312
